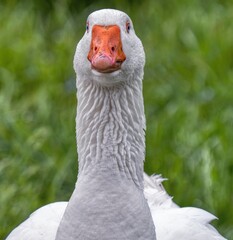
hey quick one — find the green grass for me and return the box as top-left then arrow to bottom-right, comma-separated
0,0 -> 232,239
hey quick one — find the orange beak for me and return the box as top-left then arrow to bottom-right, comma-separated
87,25 -> 126,73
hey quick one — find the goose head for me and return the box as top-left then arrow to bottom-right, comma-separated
74,9 -> 145,87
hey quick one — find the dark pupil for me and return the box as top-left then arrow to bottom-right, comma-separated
86,24 -> 89,31
127,24 -> 130,31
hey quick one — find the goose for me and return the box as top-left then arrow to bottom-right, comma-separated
6,9 -> 226,240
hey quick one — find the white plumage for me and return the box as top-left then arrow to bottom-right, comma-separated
144,175 -> 226,240
6,9 -> 226,240
7,175 -> 225,240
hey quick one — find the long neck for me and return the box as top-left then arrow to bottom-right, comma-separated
76,76 -> 146,188
56,74 -> 156,240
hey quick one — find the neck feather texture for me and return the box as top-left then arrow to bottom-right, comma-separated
55,73 -> 156,240
76,75 -> 146,188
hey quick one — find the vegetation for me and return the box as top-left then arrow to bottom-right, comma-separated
0,0 -> 232,239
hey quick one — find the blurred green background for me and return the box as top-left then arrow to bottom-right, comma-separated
0,0 -> 232,239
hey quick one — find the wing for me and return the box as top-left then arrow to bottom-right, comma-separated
152,207 -> 227,240
6,202 -> 67,240
144,173 -> 227,240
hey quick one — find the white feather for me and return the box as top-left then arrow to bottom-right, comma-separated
144,174 -> 227,240
7,176 -> 226,239
6,202 -> 67,240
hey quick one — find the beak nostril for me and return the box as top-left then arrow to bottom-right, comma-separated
111,46 -> 115,52
94,46 -> 98,52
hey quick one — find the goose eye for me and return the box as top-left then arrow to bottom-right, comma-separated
86,22 -> 89,33
126,21 -> 131,33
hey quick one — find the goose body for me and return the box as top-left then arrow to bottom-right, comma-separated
6,9 -> 226,240
6,176 -> 225,240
